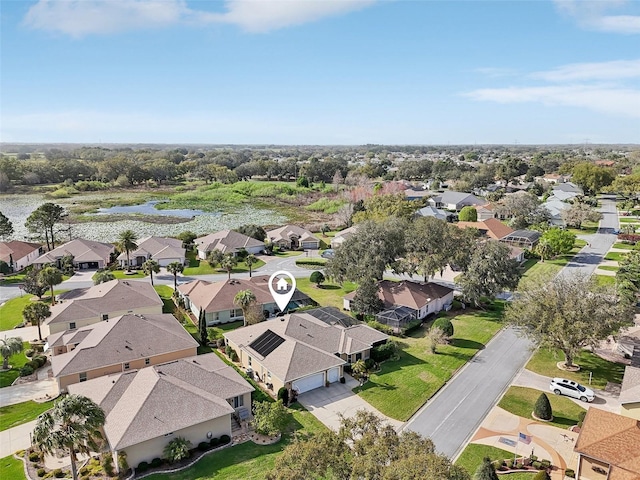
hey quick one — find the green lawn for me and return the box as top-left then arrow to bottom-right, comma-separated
355,304 -> 505,421
111,269 -> 146,279
272,250 -> 304,257
0,273 -> 27,285
598,265 -> 620,271
0,455 -> 26,480
145,404 -> 326,480
0,342 -> 30,388
613,243 -> 638,250
619,218 -> 640,224
517,240 -> 587,291
567,221 -> 599,235
498,386 -> 586,429
456,444 -> 515,475
526,349 -> 625,389
595,275 -> 616,287
604,252 -> 627,262
0,290 -> 66,331
183,259 -> 265,276
295,278 -> 357,310
0,400 -> 55,431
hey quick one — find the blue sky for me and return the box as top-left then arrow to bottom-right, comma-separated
1,0 -> 639,144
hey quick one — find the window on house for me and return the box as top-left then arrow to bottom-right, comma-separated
124,363 -> 130,370
230,309 -> 243,318
145,358 -> 150,366
355,352 -> 362,361
69,322 -> 76,330
79,372 -> 87,382
232,395 -> 244,408
267,371 -> 271,379
102,314 -> 108,321
248,356 -> 252,366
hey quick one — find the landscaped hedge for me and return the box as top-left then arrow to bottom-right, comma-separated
370,341 -> 397,362
220,435 -> 231,445
618,233 -> 640,243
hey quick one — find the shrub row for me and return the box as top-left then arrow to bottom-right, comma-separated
136,435 -> 232,472
366,320 -> 395,336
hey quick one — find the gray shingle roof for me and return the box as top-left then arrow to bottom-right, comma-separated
33,238 -> 114,264
195,230 -> 264,254
116,236 -> 184,261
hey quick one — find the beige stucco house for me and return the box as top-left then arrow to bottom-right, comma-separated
0,241 -> 43,271
195,230 -> 264,260
68,353 -> 253,472
224,309 -> 388,395
51,313 -> 199,391
43,279 -> 163,336
33,238 -> 115,270
620,366 -> 640,420
573,408 -> 640,480
266,225 -> 320,250
117,236 -> 186,268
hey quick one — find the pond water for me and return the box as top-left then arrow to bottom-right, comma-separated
95,201 -> 207,218
0,193 -> 287,243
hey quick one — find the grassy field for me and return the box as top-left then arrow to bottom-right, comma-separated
498,386 -> 586,429
517,240 -> 587,291
295,278 -> 357,310
145,404 -> 326,480
595,275 -> 616,287
0,400 -> 55,431
0,342 -> 30,388
526,348 -> 625,389
0,454 -> 26,480
355,303 -> 504,421
456,444 -> 515,475
0,290 -> 65,331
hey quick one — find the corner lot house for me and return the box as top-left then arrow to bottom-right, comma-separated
69,354 -> 253,472
620,366 -> 640,420
428,191 -> 486,211
51,313 -> 199,391
117,236 -> 185,268
224,310 -> 388,394
266,225 -> 320,250
195,230 -> 264,260
43,279 -> 163,336
33,238 -> 115,270
573,408 -> 640,480
344,280 -> 454,331
0,241 -> 42,271
178,275 -> 313,325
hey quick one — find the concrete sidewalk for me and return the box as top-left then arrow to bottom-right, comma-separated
512,369 -> 621,413
0,378 -> 58,408
0,420 -> 36,457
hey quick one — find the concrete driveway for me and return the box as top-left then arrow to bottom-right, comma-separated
297,375 -> 404,431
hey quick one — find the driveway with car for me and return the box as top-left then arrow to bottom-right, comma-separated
298,375 -> 404,431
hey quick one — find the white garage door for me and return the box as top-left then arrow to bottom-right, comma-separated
292,372 -> 324,394
327,367 -> 340,384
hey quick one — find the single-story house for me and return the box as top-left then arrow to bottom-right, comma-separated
456,218 -> 514,241
33,238 -> 115,270
178,275 -> 314,325
195,230 -> 264,260
0,241 -> 43,271
474,204 -> 498,221
266,225 -> 320,250
573,408 -> 640,480
547,190 -> 580,203
51,313 -> 199,392
553,182 -> 583,195
68,353 -> 253,472
44,279 -> 163,336
404,189 -> 432,201
508,245 -> 525,263
501,229 -> 542,248
117,236 -> 185,268
224,311 -> 388,394
428,191 -> 486,211
344,280 -> 454,328
620,366 -> 640,420
415,206 -> 448,221
331,226 -> 358,249
542,199 -> 571,227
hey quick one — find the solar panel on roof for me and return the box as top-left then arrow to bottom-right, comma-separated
249,330 -> 285,357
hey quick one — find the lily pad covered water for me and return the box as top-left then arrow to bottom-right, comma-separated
1,194 -> 287,243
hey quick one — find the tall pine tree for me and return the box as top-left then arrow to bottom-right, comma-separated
198,310 -> 208,346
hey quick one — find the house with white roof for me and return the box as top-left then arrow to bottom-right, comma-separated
117,236 -> 185,268
33,238 -> 115,270
428,191 -> 486,211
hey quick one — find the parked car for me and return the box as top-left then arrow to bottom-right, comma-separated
549,377 -> 595,402
320,249 -> 335,259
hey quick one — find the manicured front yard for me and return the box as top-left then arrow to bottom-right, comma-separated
295,278 -> 357,311
0,290 -> 65,331
355,304 -> 505,421
613,242 -> 638,250
0,454 -> 26,480
456,444 -> 515,475
498,386 -> 586,429
0,342 -> 31,388
597,265 -> 619,271
619,218 -> 640,224
526,348 -> 625,389
111,269 -> 146,279
604,251 -> 627,262
567,221 -> 599,235
594,275 -> 616,287
183,259 -> 265,276
517,240 -> 586,291
145,404 -> 326,480
0,400 -> 55,431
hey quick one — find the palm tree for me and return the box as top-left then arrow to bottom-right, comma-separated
1,337 -> 23,370
245,254 -> 258,278
167,262 -> 184,290
38,266 -> 63,305
23,302 -> 51,341
92,270 -> 115,285
116,230 -> 138,271
234,290 -> 257,327
142,259 -> 160,286
535,238 -> 554,263
220,253 -> 238,280
33,395 -> 106,480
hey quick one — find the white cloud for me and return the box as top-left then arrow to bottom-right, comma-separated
554,0 -> 640,34
23,0 -> 376,37
531,59 -> 640,82
465,84 -> 640,118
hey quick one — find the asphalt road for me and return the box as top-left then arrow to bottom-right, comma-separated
402,195 -> 619,460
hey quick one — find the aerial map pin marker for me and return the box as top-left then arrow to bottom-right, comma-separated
268,271 -> 296,312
